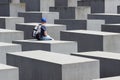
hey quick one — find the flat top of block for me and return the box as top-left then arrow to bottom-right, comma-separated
8,50 -> 97,65
0,29 -> 22,32
0,64 -> 17,70
0,17 -> 23,19
14,39 -> 76,44
0,42 -> 19,46
94,76 -> 120,80
73,51 -> 120,60
103,24 -> 120,26
62,30 -> 119,36
90,13 -> 120,16
17,23 -> 65,27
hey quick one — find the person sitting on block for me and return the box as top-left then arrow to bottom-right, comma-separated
33,18 -> 54,40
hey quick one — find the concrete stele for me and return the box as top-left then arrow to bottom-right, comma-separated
13,39 -> 77,54
60,30 -> 120,53
0,42 -> 21,64
7,50 -> 99,80
0,63 -> 18,80
0,17 -> 24,30
0,29 -> 24,43
72,51 -> 120,77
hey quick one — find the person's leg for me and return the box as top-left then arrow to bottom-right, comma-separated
40,35 -> 54,40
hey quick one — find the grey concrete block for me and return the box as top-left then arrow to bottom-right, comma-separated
16,23 -> 66,40
60,30 -> 120,52
7,50 -> 99,80
78,0 -> 104,13
55,19 -> 87,30
24,0 -> 54,11
0,3 -> 25,16
0,4 -> 10,16
102,24 -> 120,33
88,13 -> 120,24
0,29 -> 24,43
78,0 -> 120,13
94,76 -> 120,80
50,6 -> 90,19
72,51 -> 120,78
55,0 -> 77,7
0,17 -> 24,30
55,19 -> 105,31
18,11 -> 59,23
13,40 -> 77,54
0,42 -> 21,64
0,64 -> 18,80
87,19 -> 105,31
117,6 -> 120,14
104,0 -> 120,13
0,0 -> 10,3
10,3 -> 25,16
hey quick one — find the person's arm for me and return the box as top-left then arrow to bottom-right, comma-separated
44,31 -> 48,36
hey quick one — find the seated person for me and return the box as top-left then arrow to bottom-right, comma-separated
33,18 -> 54,40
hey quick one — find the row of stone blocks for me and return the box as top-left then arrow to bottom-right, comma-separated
0,17 -> 67,40
18,12 -> 59,23
0,17 -> 105,34
24,0 -> 78,11
49,6 -> 90,20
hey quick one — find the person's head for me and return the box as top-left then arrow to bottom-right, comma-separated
41,18 -> 47,24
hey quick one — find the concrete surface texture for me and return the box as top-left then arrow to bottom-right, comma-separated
25,0 -> 54,11
0,63 -> 18,80
0,42 -> 21,64
78,0 -> 104,13
11,0 -> 21,3
88,13 -> 120,24
18,11 -> 59,23
55,19 -> 105,31
10,3 -> 25,16
0,17 -> 24,30
0,3 -> 25,16
0,29 -> 24,43
7,50 -> 99,80
55,19 -> 87,30
72,51 -> 120,78
60,30 -> 120,53
0,3 -> 10,16
105,0 -> 120,13
78,0 -> 120,13
50,6 -> 90,19
102,24 -> 120,33
13,39 -> 77,54
16,23 -> 66,40
55,0 -> 77,7
87,19 -> 105,31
